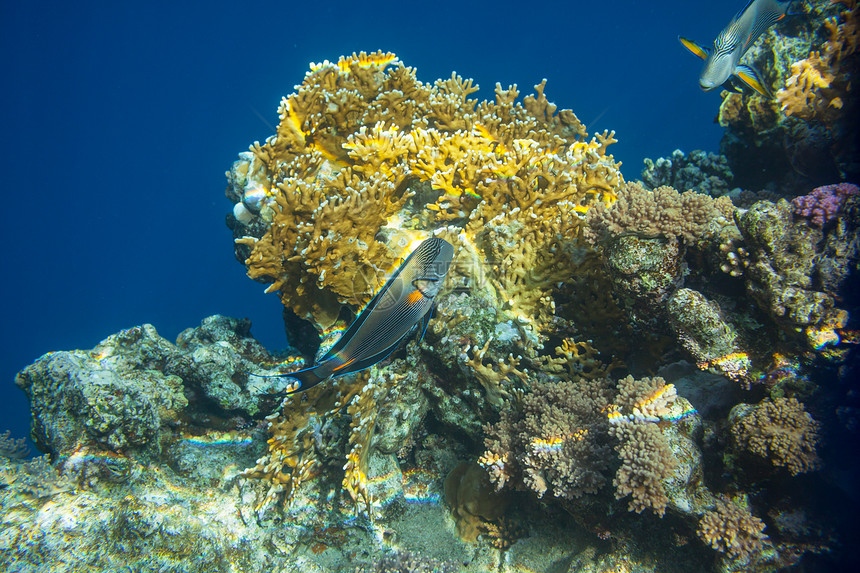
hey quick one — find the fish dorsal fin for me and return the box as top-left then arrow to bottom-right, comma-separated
731,0 -> 757,25
740,0 -> 794,52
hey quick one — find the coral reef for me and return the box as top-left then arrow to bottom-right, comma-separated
730,397 -> 822,476
225,51 -> 629,527
777,2 -> 859,129
6,44 -> 859,571
584,176 -> 859,386
584,182 -> 755,380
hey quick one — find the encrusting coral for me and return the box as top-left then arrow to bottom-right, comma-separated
730,396 -> 822,476
735,198 -> 850,346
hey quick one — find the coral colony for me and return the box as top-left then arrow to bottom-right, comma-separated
3,3 -> 860,569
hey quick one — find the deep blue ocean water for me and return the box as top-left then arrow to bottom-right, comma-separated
0,1 -> 729,445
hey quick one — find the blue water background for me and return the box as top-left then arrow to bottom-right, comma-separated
0,1 -> 729,444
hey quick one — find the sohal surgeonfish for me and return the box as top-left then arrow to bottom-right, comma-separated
679,0 -> 795,97
252,236 -> 454,395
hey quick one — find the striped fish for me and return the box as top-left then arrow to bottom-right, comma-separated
252,237 -> 454,394
679,0 -> 794,97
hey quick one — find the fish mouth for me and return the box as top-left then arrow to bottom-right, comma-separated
699,80 -> 718,92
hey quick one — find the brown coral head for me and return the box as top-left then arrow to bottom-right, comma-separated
444,462 -> 509,543
698,499 -> 768,560
730,397 -> 822,476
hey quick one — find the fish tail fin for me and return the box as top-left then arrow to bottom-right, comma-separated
245,363 -> 331,395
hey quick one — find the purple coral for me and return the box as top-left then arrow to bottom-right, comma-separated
791,182 -> 858,226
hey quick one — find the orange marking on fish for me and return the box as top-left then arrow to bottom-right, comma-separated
407,289 -> 424,305
332,358 -> 357,372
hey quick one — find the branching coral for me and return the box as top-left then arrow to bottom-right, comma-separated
465,338 -> 525,407
730,396 -> 822,475
241,369 -> 382,515
542,337 -> 623,381
480,374 -> 614,501
698,498 -> 768,560
607,376 -> 677,516
241,400 -> 319,509
480,368 -> 680,517
610,422 -> 676,517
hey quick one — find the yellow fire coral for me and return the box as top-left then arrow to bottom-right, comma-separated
227,51 -> 622,335
241,372 -> 371,513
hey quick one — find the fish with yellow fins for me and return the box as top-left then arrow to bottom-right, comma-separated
250,237 -> 454,394
679,0 -> 797,97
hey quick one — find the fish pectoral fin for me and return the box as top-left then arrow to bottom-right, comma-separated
679,36 -> 710,60
734,64 -> 773,97
721,76 -> 747,94
335,335 -> 409,377
412,277 -> 441,298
